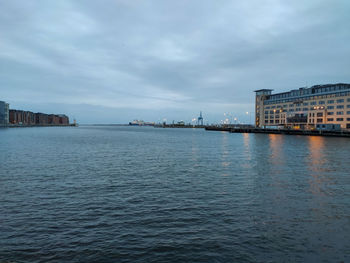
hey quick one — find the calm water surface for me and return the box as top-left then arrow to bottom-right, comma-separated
0,126 -> 349,262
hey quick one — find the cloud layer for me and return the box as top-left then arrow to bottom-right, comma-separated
1,0 -> 349,123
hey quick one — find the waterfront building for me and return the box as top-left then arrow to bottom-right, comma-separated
10,110 -> 36,125
255,83 -> 350,129
58,114 -> 69,125
48,114 -> 60,125
35,113 -> 49,125
3,101 -> 70,126
0,101 -> 9,125
9,110 -> 69,126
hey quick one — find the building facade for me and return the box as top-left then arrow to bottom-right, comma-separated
9,110 -> 36,125
0,101 -> 9,125
255,83 -> 350,129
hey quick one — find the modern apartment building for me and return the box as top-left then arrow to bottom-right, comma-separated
255,83 -> 350,129
0,101 -> 9,125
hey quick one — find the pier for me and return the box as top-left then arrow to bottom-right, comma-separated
205,126 -> 350,138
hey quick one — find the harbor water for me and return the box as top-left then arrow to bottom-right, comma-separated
0,126 -> 349,262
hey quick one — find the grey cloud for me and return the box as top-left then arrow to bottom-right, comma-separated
1,0 -> 349,123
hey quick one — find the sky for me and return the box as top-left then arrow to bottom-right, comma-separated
1,0 -> 349,124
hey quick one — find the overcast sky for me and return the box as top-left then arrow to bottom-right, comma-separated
1,0 -> 349,124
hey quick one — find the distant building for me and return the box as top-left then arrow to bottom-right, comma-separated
10,110 -> 36,125
35,113 -> 49,125
255,83 -> 350,129
48,114 -> 60,125
0,101 -> 9,125
58,114 -> 69,125
2,101 -> 70,126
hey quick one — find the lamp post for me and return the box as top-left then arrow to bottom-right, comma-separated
246,111 -> 252,125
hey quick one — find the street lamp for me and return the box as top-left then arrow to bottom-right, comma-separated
246,111 -> 252,124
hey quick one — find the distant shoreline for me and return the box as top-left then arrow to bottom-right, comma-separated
0,124 -> 77,128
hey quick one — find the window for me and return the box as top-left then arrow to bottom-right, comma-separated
337,105 -> 344,109
303,102 -> 309,106
303,108 -> 308,111
317,118 -> 323,123
327,118 -> 334,121
347,118 -> 350,121
327,112 -> 334,115
336,118 -> 344,121
347,105 -> 350,108
327,106 -> 334,109
337,99 -> 344,103
310,101 -> 317,105
265,111 -> 268,114
317,112 -> 323,117
327,100 -> 334,104
336,111 -> 344,115
347,98 -> 350,102
318,101 -> 325,104
270,120 -> 274,123
347,111 -> 350,115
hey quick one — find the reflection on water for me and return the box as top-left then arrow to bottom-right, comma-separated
191,132 -> 199,167
240,133 -> 253,170
307,136 -> 331,197
307,136 -> 326,172
220,132 -> 230,169
268,134 -> 285,166
242,133 -> 251,159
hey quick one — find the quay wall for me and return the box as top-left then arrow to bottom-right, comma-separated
0,124 -> 77,128
205,126 -> 350,138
